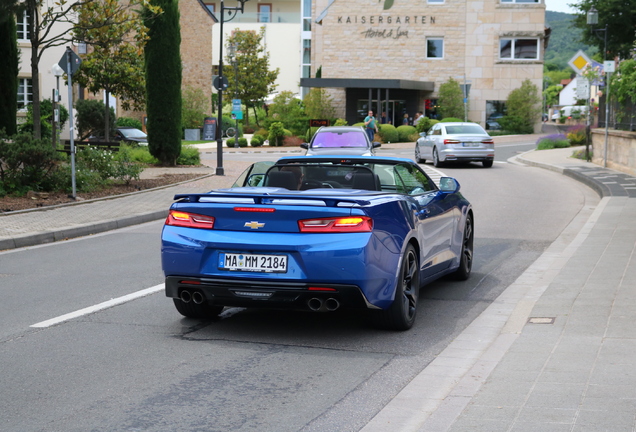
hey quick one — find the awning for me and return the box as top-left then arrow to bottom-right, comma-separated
300,78 -> 434,92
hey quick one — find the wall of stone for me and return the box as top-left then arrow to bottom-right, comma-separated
591,129 -> 636,176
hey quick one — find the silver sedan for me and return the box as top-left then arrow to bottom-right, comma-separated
415,122 -> 495,168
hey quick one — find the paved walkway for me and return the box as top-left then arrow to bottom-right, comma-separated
362,147 -> 636,431
2,139 -> 636,431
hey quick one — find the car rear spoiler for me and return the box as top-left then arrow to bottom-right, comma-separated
173,191 -> 372,207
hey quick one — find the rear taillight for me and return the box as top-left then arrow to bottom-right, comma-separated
166,210 -> 215,229
443,139 -> 460,145
234,207 -> 275,212
298,216 -> 373,233
482,138 -> 494,145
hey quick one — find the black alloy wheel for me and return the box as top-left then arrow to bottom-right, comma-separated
370,244 -> 420,330
452,213 -> 473,280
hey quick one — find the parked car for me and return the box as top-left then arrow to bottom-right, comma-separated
301,126 -> 381,156
114,127 -> 148,145
415,122 -> 494,168
161,156 -> 473,330
485,114 -> 504,130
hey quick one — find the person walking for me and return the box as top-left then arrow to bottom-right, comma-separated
364,110 -> 378,142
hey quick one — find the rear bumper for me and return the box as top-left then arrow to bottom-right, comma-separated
439,148 -> 494,162
165,276 -> 379,311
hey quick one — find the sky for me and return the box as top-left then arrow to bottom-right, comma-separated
544,0 -> 577,14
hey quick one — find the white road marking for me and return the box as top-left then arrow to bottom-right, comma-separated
30,283 -> 164,328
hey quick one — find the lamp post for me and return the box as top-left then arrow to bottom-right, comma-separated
587,6 -> 610,167
228,43 -> 240,148
215,0 -> 249,175
51,63 -> 64,149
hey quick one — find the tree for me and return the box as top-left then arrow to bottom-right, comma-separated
437,78 -> 464,119
303,88 -> 336,120
572,0 -> 636,60
503,79 -> 542,133
144,0 -> 182,166
2,0 -> 153,140
0,12 -> 19,135
225,27 -> 279,126
73,0 -> 158,141
267,91 -> 307,136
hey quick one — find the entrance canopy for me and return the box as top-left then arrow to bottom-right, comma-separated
300,78 -> 434,91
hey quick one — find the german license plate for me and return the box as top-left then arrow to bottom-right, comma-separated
462,142 -> 479,147
219,253 -> 288,273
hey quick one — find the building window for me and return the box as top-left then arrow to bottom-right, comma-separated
499,38 -> 539,59
258,4 -> 272,23
17,11 -> 30,41
500,0 -> 539,3
427,0 -> 445,3
204,2 -> 215,13
426,38 -> 444,59
18,78 -> 33,110
302,0 -> 312,31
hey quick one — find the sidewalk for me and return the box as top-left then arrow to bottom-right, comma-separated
362,147 -> 636,431
3,142 -> 636,430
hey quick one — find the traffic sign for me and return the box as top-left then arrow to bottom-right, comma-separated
604,60 -> 615,73
213,75 -> 229,91
58,47 -> 81,75
568,50 -> 592,74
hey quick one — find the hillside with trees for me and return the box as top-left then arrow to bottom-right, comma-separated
544,11 -> 597,71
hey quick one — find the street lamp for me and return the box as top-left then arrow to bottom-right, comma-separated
51,63 -> 64,149
587,6 -> 610,167
228,42 -> 240,148
215,0 -> 249,175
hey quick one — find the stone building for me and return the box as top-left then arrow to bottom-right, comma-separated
303,0 -> 547,128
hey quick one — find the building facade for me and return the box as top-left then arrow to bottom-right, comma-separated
304,0 -> 547,128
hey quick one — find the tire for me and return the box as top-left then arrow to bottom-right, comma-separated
432,147 -> 443,167
415,146 -> 425,163
451,213 -> 473,281
482,159 -> 493,168
173,298 -> 224,319
370,244 -> 420,330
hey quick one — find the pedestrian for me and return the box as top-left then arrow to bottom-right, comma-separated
364,110 -> 378,142
402,113 -> 410,125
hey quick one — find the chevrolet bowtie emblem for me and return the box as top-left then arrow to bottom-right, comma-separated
244,221 -> 265,229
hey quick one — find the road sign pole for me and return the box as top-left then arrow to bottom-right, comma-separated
66,48 -> 77,199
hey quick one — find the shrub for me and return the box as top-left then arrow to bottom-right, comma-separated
415,117 -> 432,133
126,145 -> 159,164
536,134 -> 570,150
498,115 -> 533,134
0,132 -> 61,194
283,136 -> 304,147
334,118 -> 348,126
75,99 -> 116,140
440,117 -> 463,123
566,125 -> 586,145
18,99 -> 70,141
182,85 -> 209,129
305,127 -> 319,143
396,125 -> 417,142
268,122 -> 286,147
116,117 -> 143,130
226,138 -> 236,147
254,128 -> 269,140
377,124 -> 398,143
250,135 -> 264,147
177,145 -> 201,165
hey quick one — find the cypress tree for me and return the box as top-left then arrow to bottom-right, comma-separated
0,13 -> 19,135
144,0 -> 182,166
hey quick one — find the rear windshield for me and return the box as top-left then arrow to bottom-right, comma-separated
444,125 -> 486,135
311,131 -> 368,148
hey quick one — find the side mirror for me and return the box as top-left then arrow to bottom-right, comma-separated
300,143 -> 309,149
372,142 -> 381,148
246,174 -> 265,187
439,177 -> 460,193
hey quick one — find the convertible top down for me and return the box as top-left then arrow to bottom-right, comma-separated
161,156 -> 473,330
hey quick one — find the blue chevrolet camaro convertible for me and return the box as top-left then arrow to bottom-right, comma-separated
161,156 -> 473,330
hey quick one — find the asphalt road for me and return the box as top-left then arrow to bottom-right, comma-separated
0,142 -> 599,431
